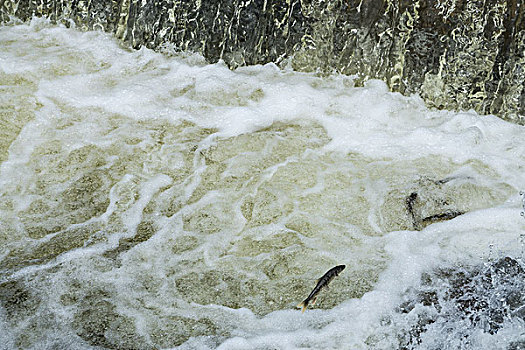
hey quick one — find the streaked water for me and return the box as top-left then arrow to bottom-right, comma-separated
1,18 -> 524,349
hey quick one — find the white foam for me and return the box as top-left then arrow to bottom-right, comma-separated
3,19 -> 521,173
121,174 -> 173,233
13,24 -> 520,192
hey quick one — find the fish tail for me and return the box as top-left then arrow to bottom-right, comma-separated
297,299 -> 308,313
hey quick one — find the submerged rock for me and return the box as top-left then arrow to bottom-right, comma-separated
381,174 -> 514,232
404,177 -> 465,231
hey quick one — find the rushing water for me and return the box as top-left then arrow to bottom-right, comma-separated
0,19 -> 524,350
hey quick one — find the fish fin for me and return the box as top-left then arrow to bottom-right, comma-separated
297,301 -> 308,313
311,296 -> 318,306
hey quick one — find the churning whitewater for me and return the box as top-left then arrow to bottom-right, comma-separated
0,19 -> 524,350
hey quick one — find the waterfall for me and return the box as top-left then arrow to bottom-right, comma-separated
1,0 -> 524,123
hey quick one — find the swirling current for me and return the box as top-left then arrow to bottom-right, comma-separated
0,18 -> 524,350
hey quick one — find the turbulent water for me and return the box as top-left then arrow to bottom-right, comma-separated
0,19 -> 524,349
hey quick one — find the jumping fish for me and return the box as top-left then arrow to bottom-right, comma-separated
297,265 -> 345,313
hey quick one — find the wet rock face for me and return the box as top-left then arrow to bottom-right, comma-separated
394,257 -> 525,349
1,0 -> 524,123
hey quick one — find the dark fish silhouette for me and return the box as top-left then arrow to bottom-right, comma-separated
297,265 -> 345,313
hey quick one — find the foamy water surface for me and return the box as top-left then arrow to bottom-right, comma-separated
0,19 -> 524,349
